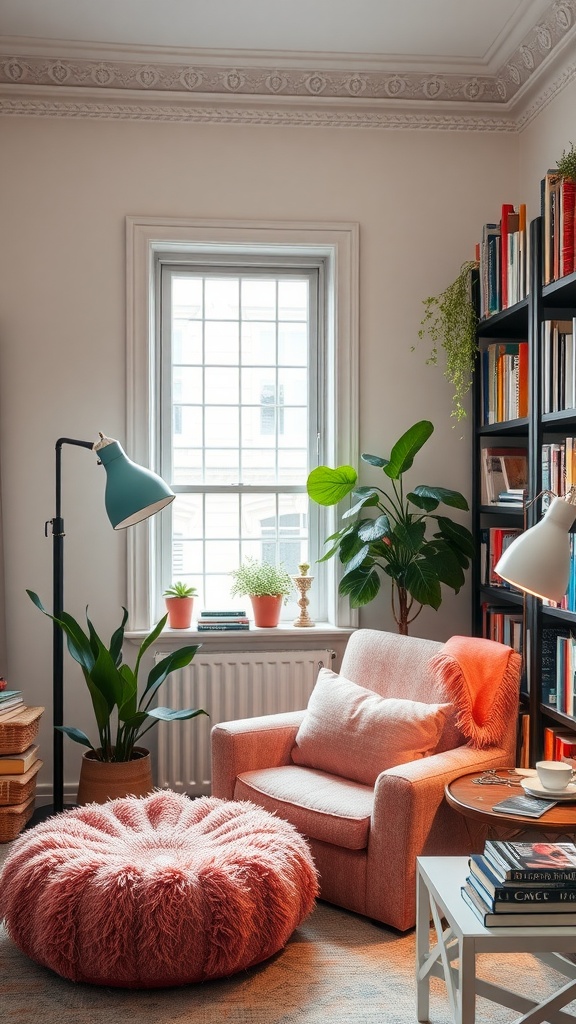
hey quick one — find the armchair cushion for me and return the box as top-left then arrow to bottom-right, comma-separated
290,667 -> 450,786
235,765 -> 373,850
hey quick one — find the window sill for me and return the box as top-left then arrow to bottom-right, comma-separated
125,622 -> 354,651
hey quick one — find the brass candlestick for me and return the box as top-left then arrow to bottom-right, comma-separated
292,563 -> 315,627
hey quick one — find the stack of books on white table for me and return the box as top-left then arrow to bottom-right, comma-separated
196,611 -> 250,632
462,839 -> 576,926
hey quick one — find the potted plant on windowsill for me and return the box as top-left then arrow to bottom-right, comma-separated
163,581 -> 198,629
230,559 -> 294,627
27,590 -> 207,805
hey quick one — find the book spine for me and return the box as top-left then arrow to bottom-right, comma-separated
194,618 -> 249,626
200,611 -> 247,617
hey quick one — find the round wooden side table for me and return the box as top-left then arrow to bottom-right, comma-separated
445,769 -> 576,838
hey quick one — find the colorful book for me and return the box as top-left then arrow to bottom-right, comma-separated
469,854 -> 576,896
199,610 -> 247,618
485,840 -> 576,882
461,881 -> 576,927
194,618 -> 249,626
197,616 -> 250,624
0,743 -> 39,775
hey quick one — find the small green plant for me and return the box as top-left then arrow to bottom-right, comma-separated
414,260 -> 479,422
557,142 -> 576,183
307,420 -> 473,635
27,591 -> 207,762
163,581 -> 197,598
230,559 -> 294,600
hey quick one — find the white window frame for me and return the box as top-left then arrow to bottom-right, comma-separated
126,216 -> 359,631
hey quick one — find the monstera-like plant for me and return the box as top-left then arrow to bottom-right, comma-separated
306,420 -> 473,634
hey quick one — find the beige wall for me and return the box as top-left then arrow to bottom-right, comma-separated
0,97 -> 571,796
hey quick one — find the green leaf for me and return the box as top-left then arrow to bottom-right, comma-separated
338,565 -> 381,607
433,517 -> 475,558
146,707 -> 209,722
133,613 -> 169,681
306,465 -> 357,506
361,453 -> 390,469
404,561 -> 442,609
423,542 -> 466,591
392,519 -> 426,553
411,485 -> 469,511
54,726 -> 95,750
343,544 -> 372,573
407,491 -> 439,512
140,646 -> 200,708
109,607 -> 129,666
358,514 -> 390,542
342,489 -> 381,518
384,421 -> 434,479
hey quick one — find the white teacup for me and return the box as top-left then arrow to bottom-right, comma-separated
536,760 -> 573,791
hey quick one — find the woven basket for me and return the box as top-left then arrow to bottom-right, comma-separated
0,795 -> 35,842
0,707 -> 44,754
0,759 -> 43,806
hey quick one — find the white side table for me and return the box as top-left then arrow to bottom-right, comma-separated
416,856 -> 576,1024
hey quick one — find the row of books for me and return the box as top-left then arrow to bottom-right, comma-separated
196,610 -> 250,632
479,341 -> 528,426
542,169 -> 576,286
479,527 -> 522,589
480,445 -> 527,506
542,318 -> 576,413
481,604 -> 523,654
0,687 -> 24,718
462,840 -> 576,927
477,203 -> 528,320
542,724 -> 576,761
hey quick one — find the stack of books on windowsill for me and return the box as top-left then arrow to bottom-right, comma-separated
196,611 -> 250,632
462,840 -> 576,926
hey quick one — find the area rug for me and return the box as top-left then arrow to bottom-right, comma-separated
1,843 -> 575,1023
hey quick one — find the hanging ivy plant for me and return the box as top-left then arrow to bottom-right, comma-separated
414,260 -> 479,423
557,141 -> 576,183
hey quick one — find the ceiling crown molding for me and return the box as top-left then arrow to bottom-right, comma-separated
0,0 -> 575,129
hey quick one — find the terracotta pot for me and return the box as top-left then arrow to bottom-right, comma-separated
165,596 -> 194,629
76,747 -> 153,806
250,594 -> 283,628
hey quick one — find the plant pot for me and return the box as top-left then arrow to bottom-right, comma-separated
250,595 -> 283,628
76,747 -> 153,806
165,596 -> 194,629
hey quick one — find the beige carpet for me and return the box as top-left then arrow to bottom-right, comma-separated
1,842 -> 575,1024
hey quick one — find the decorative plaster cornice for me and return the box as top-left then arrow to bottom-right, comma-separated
0,0 -> 575,129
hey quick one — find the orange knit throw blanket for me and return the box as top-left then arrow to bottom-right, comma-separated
429,635 -> 522,748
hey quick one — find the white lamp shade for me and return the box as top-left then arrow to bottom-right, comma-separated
494,496 -> 576,602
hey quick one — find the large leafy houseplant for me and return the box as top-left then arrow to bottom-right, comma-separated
28,591 -> 207,762
306,421 -> 473,634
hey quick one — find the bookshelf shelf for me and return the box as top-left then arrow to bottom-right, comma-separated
472,211 -> 576,765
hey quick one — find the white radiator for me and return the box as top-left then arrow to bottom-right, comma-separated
156,648 -> 334,796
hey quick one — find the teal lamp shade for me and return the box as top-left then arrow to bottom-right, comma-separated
95,436 -> 175,530
494,495 -> 576,602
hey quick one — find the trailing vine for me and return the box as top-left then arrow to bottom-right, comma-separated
557,141 -> 576,183
414,260 -> 479,422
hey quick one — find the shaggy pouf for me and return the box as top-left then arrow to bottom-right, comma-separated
0,791 -> 319,988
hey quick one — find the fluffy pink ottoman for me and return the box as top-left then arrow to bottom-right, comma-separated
0,791 -> 318,988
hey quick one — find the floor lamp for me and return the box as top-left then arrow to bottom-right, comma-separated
46,432 -> 174,816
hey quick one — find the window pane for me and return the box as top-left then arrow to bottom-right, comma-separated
173,407 -> 202,447
173,449 -> 203,485
174,366 -> 202,404
204,494 -> 239,538
241,278 -> 276,320
173,319 -> 202,364
278,279 -> 308,321
205,277 -> 239,319
205,321 -> 239,364
173,277 -> 203,316
205,407 -> 239,446
205,367 -> 239,405
242,321 -> 276,364
278,322 -> 307,365
278,367 -> 307,404
204,449 -> 239,483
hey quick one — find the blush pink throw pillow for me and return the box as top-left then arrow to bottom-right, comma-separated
290,668 -> 450,786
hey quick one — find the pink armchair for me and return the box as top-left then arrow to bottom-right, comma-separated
211,629 -> 521,932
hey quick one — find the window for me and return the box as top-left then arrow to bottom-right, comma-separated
127,218 -> 358,630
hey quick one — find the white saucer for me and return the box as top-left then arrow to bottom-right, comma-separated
521,777 -> 576,800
